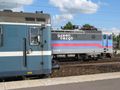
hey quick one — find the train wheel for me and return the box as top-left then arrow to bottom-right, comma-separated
106,53 -> 112,58
93,57 -> 98,61
80,54 -> 89,61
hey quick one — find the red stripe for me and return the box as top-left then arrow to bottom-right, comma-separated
52,43 -> 112,48
52,43 -> 102,47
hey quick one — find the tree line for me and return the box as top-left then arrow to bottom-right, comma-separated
61,21 -> 97,30
113,34 -> 120,49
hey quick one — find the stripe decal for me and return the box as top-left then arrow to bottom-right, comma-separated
52,43 -> 102,47
0,51 -> 51,57
27,51 -> 52,56
0,22 -> 51,26
52,43 -> 112,48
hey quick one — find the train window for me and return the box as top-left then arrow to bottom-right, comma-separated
36,18 -> 46,22
29,27 -> 40,45
108,35 -> 112,39
91,35 -> 96,39
0,26 -> 3,47
103,35 -> 106,39
25,17 -> 35,21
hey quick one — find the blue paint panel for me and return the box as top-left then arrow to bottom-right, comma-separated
0,25 -> 27,74
0,57 -> 23,72
43,26 -> 51,51
27,56 -> 43,70
1,25 -> 27,51
0,69 -> 51,77
43,56 -> 52,70
103,40 -> 112,46
26,26 -> 51,74
0,24 -> 52,77
102,36 -> 113,47
108,40 -> 113,46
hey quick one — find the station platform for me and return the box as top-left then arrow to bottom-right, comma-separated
1,72 -> 120,90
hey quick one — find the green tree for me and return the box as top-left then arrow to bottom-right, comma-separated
112,33 -> 120,49
117,33 -> 120,49
81,24 -> 97,30
62,22 -> 74,30
112,33 -> 117,41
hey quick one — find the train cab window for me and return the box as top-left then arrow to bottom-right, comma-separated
108,35 -> 112,39
91,35 -> 96,39
36,18 -> 46,22
25,17 -> 35,21
103,35 -> 106,39
0,26 -> 3,47
29,27 -> 40,45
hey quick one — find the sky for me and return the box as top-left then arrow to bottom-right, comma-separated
0,0 -> 120,34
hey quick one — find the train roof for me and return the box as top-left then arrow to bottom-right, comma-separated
52,29 -> 102,34
0,10 -> 50,24
102,31 -> 113,35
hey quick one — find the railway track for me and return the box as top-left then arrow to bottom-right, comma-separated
51,56 -> 120,77
60,61 -> 120,67
56,57 -> 120,66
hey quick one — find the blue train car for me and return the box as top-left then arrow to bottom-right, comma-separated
0,10 -> 52,77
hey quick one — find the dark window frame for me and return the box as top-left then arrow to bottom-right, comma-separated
91,35 -> 96,39
25,17 -> 35,21
36,18 -> 46,22
103,35 -> 106,39
108,35 -> 112,39
29,27 -> 41,46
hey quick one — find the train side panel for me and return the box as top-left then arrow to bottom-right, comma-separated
52,30 -> 103,59
0,25 -> 26,77
0,11 -> 52,77
0,24 -> 52,77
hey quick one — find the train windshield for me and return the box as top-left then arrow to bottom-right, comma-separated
108,35 -> 112,39
103,34 -> 107,39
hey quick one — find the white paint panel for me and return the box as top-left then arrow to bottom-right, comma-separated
0,51 -> 51,57
0,22 -> 51,26
27,51 -> 52,56
53,48 -> 103,54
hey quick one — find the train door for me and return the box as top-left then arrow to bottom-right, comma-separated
108,34 -> 113,53
23,26 -> 44,74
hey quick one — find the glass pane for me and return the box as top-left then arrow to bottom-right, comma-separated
108,35 -> 112,39
29,27 -> 40,45
91,35 -> 96,39
103,35 -> 106,39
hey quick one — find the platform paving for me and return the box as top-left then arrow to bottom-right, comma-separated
1,72 -> 120,90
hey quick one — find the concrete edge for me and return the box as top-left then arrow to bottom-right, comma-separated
1,72 -> 120,90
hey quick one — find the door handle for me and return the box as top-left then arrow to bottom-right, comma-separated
23,38 -> 27,67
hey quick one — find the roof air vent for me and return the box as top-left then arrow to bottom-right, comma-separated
35,11 -> 43,14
